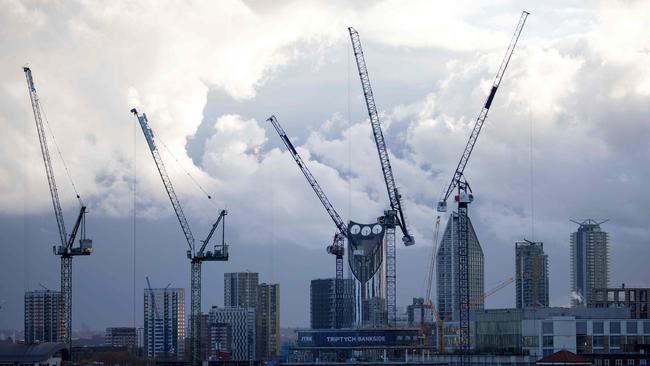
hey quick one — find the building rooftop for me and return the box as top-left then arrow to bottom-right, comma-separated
536,349 -> 591,365
0,342 -> 69,363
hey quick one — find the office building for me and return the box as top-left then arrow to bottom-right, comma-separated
591,286 -> 649,319
143,287 -> 185,359
224,272 -> 259,308
472,307 -> 649,357
209,306 -> 255,361
257,283 -> 280,361
105,327 -> 137,349
24,290 -> 61,344
310,278 -> 355,329
516,240 -> 549,308
570,220 -> 610,307
437,212 -> 485,320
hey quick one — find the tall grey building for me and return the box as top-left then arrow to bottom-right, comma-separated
515,240 -> 549,308
209,306 -> 256,361
257,283 -> 280,361
24,290 -> 61,344
436,212 -> 484,320
570,219 -> 610,307
224,272 -> 259,308
143,287 -> 185,359
310,278 -> 355,329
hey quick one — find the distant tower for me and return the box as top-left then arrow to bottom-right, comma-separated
515,240 -> 549,308
24,290 -> 61,344
570,219 -> 610,307
436,212 -> 484,320
143,287 -> 185,359
224,272 -> 259,308
256,283 -> 280,361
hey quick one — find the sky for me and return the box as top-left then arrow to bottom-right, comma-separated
1,0 -> 650,331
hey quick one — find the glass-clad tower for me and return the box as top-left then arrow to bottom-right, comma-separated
437,212 -> 484,320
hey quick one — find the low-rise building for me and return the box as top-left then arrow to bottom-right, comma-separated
591,286 -> 649,319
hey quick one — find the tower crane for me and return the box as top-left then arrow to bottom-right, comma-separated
422,216 -> 445,352
436,12 -> 528,364
267,115 -> 348,329
469,276 -> 516,307
349,27 -> 414,326
132,109 -> 228,366
23,67 -> 93,349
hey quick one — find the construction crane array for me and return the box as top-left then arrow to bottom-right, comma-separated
349,26 -> 414,326
436,11 -> 529,364
267,115 -> 348,328
23,67 -> 93,349
132,109 -> 228,366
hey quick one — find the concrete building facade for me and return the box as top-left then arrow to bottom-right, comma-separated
224,272 -> 258,308
516,240 -> 550,308
570,220 -> 610,307
209,306 -> 255,361
24,290 -> 61,344
104,327 -> 137,349
437,212 -> 485,320
143,287 -> 185,359
591,286 -> 649,319
257,283 -> 280,361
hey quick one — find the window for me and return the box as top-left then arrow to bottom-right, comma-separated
605,359 -> 610,366
596,360 -> 602,366
628,321 -> 638,334
627,360 -> 635,366
610,321 -> 621,334
594,321 -> 605,334
610,336 -> 621,349
594,336 -> 605,348
523,336 -> 539,347
576,322 -> 587,335
616,360 -> 623,366
643,321 -> 650,334
627,336 -> 637,345
543,322 -> 554,334
640,359 -> 646,366
543,335 -> 554,347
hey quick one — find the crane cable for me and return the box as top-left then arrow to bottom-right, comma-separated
39,97 -> 83,206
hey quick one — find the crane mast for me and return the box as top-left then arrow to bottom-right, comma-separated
23,67 -> 92,349
349,27 -> 413,327
132,109 -> 227,365
435,12 -> 528,365
267,115 -> 347,328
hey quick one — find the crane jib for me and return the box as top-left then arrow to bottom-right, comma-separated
485,86 -> 498,110
283,135 -> 298,156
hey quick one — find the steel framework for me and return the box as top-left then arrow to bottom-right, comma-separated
436,12 -> 528,365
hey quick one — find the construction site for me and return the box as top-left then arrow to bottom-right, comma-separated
7,3 -> 650,366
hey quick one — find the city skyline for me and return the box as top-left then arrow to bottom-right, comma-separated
1,0 -> 650,334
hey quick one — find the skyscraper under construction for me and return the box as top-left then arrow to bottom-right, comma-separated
436,212 -> 484,320
515,240 -> 549,308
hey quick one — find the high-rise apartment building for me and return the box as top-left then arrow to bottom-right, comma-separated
143,287 -> 185,359
209,306 -> 256,361
515,240 -> 549,308
256,283 -> 280,361
436,212 -> 484,320
310,278 -> 355,329
224,272 -> 259,308
24,290 -> 61,344
570,219 -> 610,307
105,327 -> 138,350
